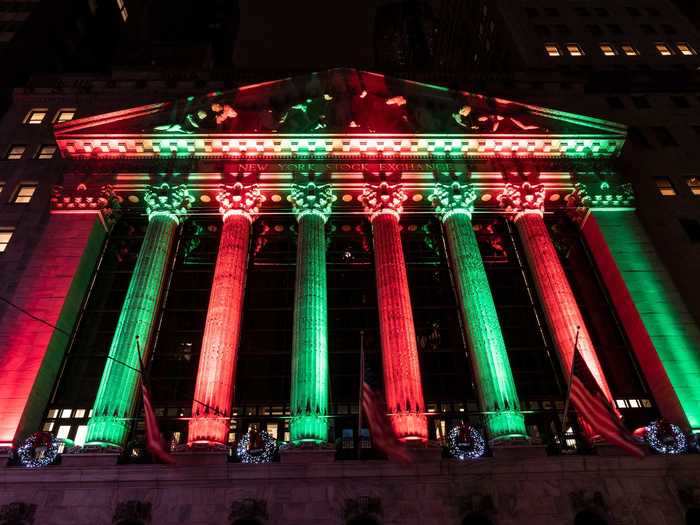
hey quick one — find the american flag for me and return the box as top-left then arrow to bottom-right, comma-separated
142,383 -> 175,464
361,381 -> 412,463
569,346 -> 645,458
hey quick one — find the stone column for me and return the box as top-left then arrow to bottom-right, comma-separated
360,181 -> 427,441
430,182 -> 527,442
86,183 -> 191,448
288,182 -> 335,443
188,183 -> 264,446
498,183 -> 616,422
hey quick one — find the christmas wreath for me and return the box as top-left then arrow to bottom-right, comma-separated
644,419 -> 687,455
236,429 -> 277,464
17,431 -> 59,468
447,424 -> 486,460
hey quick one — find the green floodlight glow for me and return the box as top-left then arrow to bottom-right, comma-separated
593,210 -> 700,431
85,184 -> 191,448
431,182 -> 527,441
288,182 -> 336,443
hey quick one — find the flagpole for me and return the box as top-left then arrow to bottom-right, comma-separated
560,326 -> 580,447
357,330 -> 365,459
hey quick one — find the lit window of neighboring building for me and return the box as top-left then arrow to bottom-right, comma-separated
686,176 -> 700,196
116,0 -> 128,21
545,43 -> 561,56
600,43 -> 616,56
13,184 -> 37,203
54,109 -> 76,123
6,145 -> 26,160
24,109 -> 47,124
0,230 -> 12,252
655,43 -> 673,56
37,145 -> 57,160
621,44 -> 639,56
566,43 -> 584,56
655,177 -> 676,196
676,43 -> 696,56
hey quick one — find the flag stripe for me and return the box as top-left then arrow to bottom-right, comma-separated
569,347 -> 645,458
142,383 -> 175,464
362,382 -> 411,463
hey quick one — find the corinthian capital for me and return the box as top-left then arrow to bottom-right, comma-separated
217,182 -> 265,222
359,181 -> 407,221
430,182 -> 477,221
497,182 -> 545,218
144,183 -> 192,223
289,182 -> 336,222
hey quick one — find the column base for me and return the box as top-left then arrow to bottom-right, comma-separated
187,417 -> 229,447
391,412 -> 428,442
290,414 -> 328,444
85,415 -> 129,449
485,410 -> 529,442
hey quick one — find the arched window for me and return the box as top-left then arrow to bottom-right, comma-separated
462,513 -> 493,525
686,507 -> 700,525
574,510 -> 607,525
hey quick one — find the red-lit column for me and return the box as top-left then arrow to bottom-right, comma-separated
188,183 -> 264,445
360,181 -> 427,441
498,182 -> 616,420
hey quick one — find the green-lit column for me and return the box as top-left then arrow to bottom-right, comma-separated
430,182 -> 527,441
288,182 -> 335,443
86,183 -> 191,448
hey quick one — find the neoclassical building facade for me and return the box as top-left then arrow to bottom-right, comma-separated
0,69 -> 699,525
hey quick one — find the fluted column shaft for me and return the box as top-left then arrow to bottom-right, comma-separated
371,211 -> 427,440
514,211 -> 615,410
289,182 -> 334,443
188,215 -> 251,444
188,184 -> 264,446
443,211 -> 527,440
87,184 -> 190,447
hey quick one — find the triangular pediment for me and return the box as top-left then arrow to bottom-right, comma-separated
55,68 -> 626,159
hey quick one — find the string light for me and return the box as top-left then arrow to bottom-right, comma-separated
236,430 -> 277,464
447,425 -> 486,460
17,432 -> 59,468
645,420 -> 687,455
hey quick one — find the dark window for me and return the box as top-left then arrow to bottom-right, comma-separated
544,7 -> 559,16
534,25 -> 551,37
574,7 -> 590,16
462,514 -> 493,525
692,125 -> 700,137
687,508 -> 700,525
626,6 -> 640,16
651,126 -> 678,146
575,510 -> 608,525
584,24 -> 602,36
593,7 -> 609,16
606,96 -> 624,109
606,24 -> 623,34
641,24 -> 656,35
662,24 -> 677,35
555,24 -> 570,35
627,127 -> 652,148
679,218 -> 700,242
525,7 -> 538,17
646,7 -> 660,16
631,96 -> 650,108
671,96 -> 690,108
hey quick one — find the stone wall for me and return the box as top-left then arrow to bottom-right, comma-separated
0,450 -> 698,525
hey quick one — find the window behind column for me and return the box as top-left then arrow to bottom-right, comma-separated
402,215 -> 475,442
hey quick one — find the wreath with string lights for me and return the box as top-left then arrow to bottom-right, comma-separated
17,431 -> 60,468
447,424 -> 486,460
236,429 -> 277,464
645,419 -> 687,455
